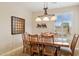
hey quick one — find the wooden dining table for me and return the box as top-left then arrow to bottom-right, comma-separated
28,33 -> 69,56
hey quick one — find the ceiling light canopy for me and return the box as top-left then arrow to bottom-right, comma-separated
35,2 -> 56,22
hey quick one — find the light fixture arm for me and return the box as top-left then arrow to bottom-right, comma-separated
35,2 -> 56,22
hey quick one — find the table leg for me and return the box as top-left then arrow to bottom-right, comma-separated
54,47 -> 60,56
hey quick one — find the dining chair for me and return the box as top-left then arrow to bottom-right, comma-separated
22,32 -> 30,54
41,34 -> 56,56
59,34 -> 79,56
29,34 -> 40,56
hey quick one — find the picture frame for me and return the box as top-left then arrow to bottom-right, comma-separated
11,16 -> 25,35
36,23 -> 47,28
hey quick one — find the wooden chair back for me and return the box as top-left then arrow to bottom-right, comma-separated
22,32 -> 31,53
41,34 -> 54,43
28,34 -> 39,44
28,34 -> 39,55
70,34 -> 79,55
22,32 -> 30,43
41,34 -> 56,56
22,32 -> 27,40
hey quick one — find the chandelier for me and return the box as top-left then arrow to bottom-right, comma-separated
35,2 -> 56,22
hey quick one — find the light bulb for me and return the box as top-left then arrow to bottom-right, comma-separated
43,17 -> 49,21
51,16 -> 56,21
35,17 -> 41,22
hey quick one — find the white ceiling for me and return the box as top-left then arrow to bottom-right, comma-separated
0,2 -> 79,12
24,2 -> 79,12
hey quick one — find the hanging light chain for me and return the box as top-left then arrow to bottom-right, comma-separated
44,2 -> 48,15
44,2 -> 48,8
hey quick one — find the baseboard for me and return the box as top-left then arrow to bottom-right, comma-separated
0,46 -> 23,56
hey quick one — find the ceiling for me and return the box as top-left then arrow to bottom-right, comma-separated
0,2 -> 79,12
24,2 -> 79,12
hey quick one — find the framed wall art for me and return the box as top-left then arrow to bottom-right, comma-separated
11,16 -> 25,35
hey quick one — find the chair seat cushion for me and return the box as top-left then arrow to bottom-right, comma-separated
60,47 -> 72,55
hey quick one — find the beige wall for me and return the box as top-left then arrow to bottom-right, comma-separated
32,5 -> 79,48
0,3 -> 32,54
0,3 -> 79,55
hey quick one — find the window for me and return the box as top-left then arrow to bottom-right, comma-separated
54,12 -> 72,42
55,12 -> 71,35
11,16 -> 25,35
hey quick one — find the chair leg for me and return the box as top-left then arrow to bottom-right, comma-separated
54,48 -> 57,56
23,47 -> 28,54
54,47 -> 61,56
23,47 -> 25,53
71,53 -> 74,56
57,50 -> 61,56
